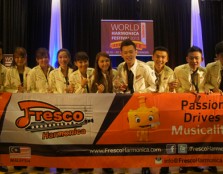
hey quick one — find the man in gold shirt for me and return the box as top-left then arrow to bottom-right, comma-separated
205,41 -> 223,93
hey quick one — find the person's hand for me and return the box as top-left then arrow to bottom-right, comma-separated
113,79 -> 120,89
17,84 -> 25,93
113,76 -> 127,93
81,76 -> 88,88
66,84 -> 74,93
212,88 -> 221,93
204,89 -> 213,95
119,83 -> 128,92
207,88 -> 223,95
168,80 -> 178,92
96,83 -> 105,93
45,83 -> 53,93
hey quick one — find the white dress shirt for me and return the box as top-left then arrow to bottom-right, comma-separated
205,60 -> 223,91
69,68 -> 94,94
117,60 -> 156,93
146,61 -> 175,92
27,65 -> 54,93
48,67 -> 74,93
0,64 -> 7,92
4,66 -> 31,93
174,63 -> 207,93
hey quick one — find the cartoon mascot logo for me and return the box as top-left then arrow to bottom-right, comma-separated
127,96 -> 160,141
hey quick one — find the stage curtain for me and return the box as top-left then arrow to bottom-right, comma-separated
26,0 -> 52,68
139,0 -> 191,68
61,0 -> 102,66
0,0 -> 3,42
0,0 -> 51,68
1,0 -> 28,53
199,0 -> 223,64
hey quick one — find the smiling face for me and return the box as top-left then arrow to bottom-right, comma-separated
35,48 -> 50,69
186,51 -> 203,71
58,51 -> 70,68
14,55 -> 27,67
98,56 -> 111,73
128,106 -> 160,129
152,50 -> 168,72
13,47 -> 27,68
75,59 -> 89,74
36,56 -> 50,69
121,45 -> 137,68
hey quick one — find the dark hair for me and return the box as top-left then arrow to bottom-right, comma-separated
215,41 -> 223,55
35,48 -> 50,59
187,46 -> 202,55
120,39 -> 136,51
12,47 -> 27,66
91,52 -> 113,93
74,51 -> 89,61
57,48 -> 71,60
153,46 -> 169,56
13,47 -> 27,58
73,51 -> 89,71
55,48 -> 72,68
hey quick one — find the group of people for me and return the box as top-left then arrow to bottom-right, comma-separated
0,38 -> 223,174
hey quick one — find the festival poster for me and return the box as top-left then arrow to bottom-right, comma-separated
101,20 -> 154,56
3,54 -> 13,67
0,93 -> 223,168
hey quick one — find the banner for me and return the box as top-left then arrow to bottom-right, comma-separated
1,93 -> 223,168
101,20 -> 154,56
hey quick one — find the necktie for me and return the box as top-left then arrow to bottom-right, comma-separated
191,69 -> 199,93
86,84 -> 89,93
105,74 -> 110,93
155,72 -> 161,92
219,69 -> 223,91
19,73 -> 24,86
127,69 -> 134,93
65,76 -> 69,86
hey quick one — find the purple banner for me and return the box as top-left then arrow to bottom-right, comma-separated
101,20 -> 154,56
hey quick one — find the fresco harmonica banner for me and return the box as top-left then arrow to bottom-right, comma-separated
0,92 -> 223,168
101,20 -> 154,56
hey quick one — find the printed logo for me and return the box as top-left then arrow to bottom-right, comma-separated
15,101 -> 93,134
166,144 -> 176,154
127,96 -> 160,142
178,144 -> 187,154
128,96 -> 160,129
155,156 -> 162,164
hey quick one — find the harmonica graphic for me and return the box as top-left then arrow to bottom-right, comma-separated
25,118 -> 94,132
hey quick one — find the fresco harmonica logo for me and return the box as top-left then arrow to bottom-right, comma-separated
15,101 -> 93,136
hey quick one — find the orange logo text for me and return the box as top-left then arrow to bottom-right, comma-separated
16,101 -> 84,128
